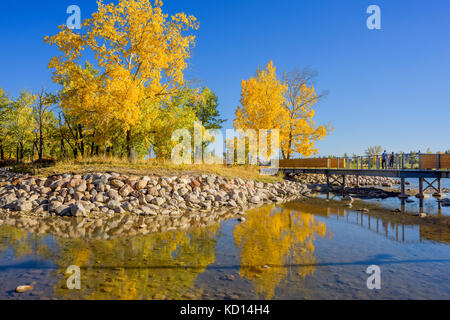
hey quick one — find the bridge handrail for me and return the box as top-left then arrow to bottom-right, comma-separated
279,153 -> 450,170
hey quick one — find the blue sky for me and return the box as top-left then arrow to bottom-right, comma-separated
0,0 -> 449,156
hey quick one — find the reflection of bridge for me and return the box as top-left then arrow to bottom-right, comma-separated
337,209 -> 449,244
279,153 -> 450,200
283,202 -> 449,245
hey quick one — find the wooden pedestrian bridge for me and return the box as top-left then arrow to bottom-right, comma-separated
275,153 -> 450,199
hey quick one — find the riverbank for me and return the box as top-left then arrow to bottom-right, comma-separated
0,169 -> 308,219
0,166 -> 449,235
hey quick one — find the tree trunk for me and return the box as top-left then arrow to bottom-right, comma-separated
78,125 -> 84,157
0,140 -> 4,161
32,141 -> 36,162
39,118 -> 44,161
90,142 -> 95,157
90,131 -> 96,157
60,139 -> 66,158
126,130 -> 137,163
19,142 -> 24,163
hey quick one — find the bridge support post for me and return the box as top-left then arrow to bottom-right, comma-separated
399,178 -> 408,199
417,178 -> 424,199
342,175 -> 346,191
356,175 -> 360,187
326,174 -> 330,190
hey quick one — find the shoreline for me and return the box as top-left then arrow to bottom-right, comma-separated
0,170 -> 448,240
0,170 -> 309,218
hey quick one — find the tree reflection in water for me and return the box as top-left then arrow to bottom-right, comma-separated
0,223 -> 219,300
233,205 -> 327,299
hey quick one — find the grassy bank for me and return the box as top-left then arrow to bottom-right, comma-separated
8,156 -> 284,183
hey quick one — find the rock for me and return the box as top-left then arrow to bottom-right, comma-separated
135,178 -> 149,190
107,200 -> 121,210
0,193 -> 17,207
33,204 -> 48,213
250,196 -> 261,204
439,198 -> 450,207
148,186 -> 159,196
141,206 -> 157,216
119,185 -> 133,197
121,202 -> 134,212
40,187 -> 52,194
49,201 -> 63,212
228,199 -> 238,207
16,284 -> 33,293
110,179 -> 125,188
94,193 -> 105,203
14,200 -> 33,212
70,203 -> 87,217
55,205 -> 71,216
342,195 -> 353,202
185,194 -> 200,203
107,189 -> 121,200
420,213 -> 427,218
152,197 -> 165,206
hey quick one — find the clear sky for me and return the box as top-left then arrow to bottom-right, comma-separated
0,0 -> 449,156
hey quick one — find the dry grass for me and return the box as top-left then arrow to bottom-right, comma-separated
15,156 -> 284,183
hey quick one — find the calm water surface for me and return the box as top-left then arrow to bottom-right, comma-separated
0,199 -> 449,300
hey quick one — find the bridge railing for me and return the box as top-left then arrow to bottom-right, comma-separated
279,153 -> 450,170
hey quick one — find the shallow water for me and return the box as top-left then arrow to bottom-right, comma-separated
0,199 -> 449,300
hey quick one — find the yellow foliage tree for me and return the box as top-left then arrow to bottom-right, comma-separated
234,61 -> 331,160
45,0 -> 199,162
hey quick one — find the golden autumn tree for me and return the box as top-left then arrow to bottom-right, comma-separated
234,61 -> 331,161
234,61 -> 286,161
45,0 -> 199,162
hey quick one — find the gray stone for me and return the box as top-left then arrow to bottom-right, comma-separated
14,200 -> 33,212
70,203 -> 87,217
107,200 -> 121,210
55,205 -> 71,216
152,197 -> 165,206
185,194 -> 200,203
0,193 -> 17,206
119,185 -> 134,197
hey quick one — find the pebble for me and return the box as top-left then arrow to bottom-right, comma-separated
15,284 -> 34,293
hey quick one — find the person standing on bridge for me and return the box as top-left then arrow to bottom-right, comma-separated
389,152 -> 395,169
382,151 -> 387,169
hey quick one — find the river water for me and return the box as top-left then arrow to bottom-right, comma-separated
1,197 -> 449,300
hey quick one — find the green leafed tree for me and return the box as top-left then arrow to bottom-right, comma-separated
6,90 -> 36,163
